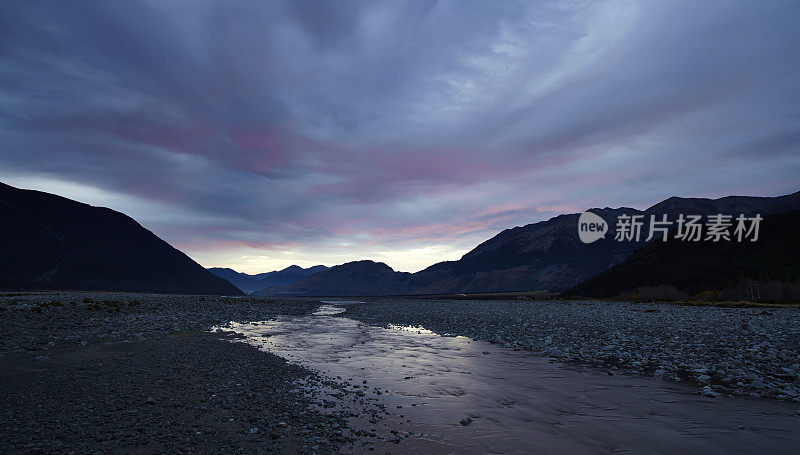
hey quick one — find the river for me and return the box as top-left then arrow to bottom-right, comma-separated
216,303 -> 800,454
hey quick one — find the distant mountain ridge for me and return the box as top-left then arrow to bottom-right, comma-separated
259,190 -> 800,296
7,180 -> 794,298
0,182 -> 243,295
208,265 -> 328,293
253,260 -> 412,296
409,191 -> 800,294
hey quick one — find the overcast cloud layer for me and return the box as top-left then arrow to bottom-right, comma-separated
1,0 -> 798,273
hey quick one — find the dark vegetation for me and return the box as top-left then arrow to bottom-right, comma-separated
565,209 -> 800,303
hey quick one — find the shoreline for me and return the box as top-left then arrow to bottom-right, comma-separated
342,298 -> 800,404
0,292 -> 356,454
4,291 -> 800,453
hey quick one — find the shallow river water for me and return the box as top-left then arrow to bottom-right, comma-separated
218,303 -> 800,454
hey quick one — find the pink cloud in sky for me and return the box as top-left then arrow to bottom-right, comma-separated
1,0 -> 798,272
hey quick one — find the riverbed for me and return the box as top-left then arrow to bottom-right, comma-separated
218,302 -> 800,454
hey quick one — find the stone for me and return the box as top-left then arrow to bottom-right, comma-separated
702,386 -> 720,398
780,368 -> 798,379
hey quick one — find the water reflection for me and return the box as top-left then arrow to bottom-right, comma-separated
319,300 -> 365,306
214,305 -> 800,454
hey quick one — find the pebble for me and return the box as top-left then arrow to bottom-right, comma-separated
0,292 -> 360,454
702,386 -> 720,398
343,299 -> 800,402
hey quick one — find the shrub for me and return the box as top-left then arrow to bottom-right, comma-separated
619,285 -> 688,302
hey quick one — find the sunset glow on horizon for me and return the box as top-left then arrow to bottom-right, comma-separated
2,1 -> 798,274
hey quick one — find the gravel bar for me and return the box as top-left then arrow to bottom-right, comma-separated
0,292 -> 360,454
342,299 -> 800,403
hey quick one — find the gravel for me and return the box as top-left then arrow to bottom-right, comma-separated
0,292 -> 365,454
342,298 -> 800,402
0,292 -> 319,356
5,293 -> 799,453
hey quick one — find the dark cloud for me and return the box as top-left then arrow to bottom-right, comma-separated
1,0 -> 798,272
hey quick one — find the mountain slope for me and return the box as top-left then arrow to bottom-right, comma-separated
256,261 -> 412,296
262,190 -> 800,296
208,265 -> 328,293
408,191 -> 800,293
564,209 -> 800,299
410,208 -> 638,293
0,182 -> 243,295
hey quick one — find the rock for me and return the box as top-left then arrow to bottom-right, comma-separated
780,368 -> 798,379
751,380 -> 767,390
697,375 -> 712,383
702,386 -> 720,398
459,417 -> 473,426
548,348 -> 567,358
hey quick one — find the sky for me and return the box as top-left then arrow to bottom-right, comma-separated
1,0 -> 798,273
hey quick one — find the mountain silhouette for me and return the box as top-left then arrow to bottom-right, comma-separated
260,191 -> 800,296
564,209 -> 800,300
208,265 -> 328,293
0,182 -> 243,295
